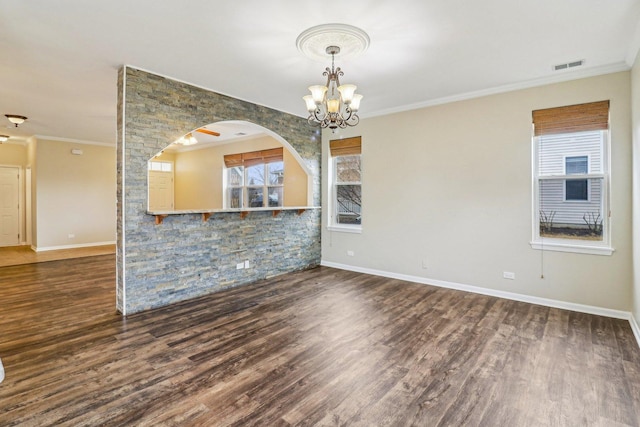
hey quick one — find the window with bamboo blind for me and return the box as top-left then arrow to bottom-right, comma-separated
329,137 -> 362,231
531,101 -> 612,255
224,148 -> 284,209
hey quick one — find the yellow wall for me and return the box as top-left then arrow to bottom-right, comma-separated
323,71 -> 633,312
171,136 -> 308,209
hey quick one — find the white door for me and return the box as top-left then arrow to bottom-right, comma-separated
148,170 -> 174,211
0,166 -> 20,246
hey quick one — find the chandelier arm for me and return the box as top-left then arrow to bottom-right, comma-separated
347,114 -> 360,127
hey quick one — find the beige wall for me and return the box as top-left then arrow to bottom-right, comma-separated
632,57 -> 640,323
35,139 -> 116,249
171,136 -> 308,210
322,71 -> 633,311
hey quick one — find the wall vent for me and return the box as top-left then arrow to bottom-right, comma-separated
553,60 -> 585,71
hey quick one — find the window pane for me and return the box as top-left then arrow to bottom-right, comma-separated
267,186 -> 283,207
248,187 -> 264,207
228,188 -> 243,209
539,177 -> 603,241
228,167 -> 244,186
566,179 -> 588,200
161,162 -> 172,172
538,131 -> 602,175
336,184 -> 361,225
246,164 -> 265,186
336,155 -> 361,183
268,161 -> 284,185
566,156 -> 588,174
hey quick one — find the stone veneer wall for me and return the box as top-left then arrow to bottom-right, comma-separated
116,67 -> 321,314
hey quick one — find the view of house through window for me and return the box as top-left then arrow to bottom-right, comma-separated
532,101 -> 610,252
224,148 -> 284,209
329,137 -> 362,228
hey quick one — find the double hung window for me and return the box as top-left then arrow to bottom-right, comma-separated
531,100 -> 611,255
224,148 -> 284,209
329,137 -> 362,231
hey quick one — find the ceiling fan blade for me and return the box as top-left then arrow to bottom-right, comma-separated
196,128 -> 220,137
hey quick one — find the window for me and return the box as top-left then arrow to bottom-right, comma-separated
224,148 -> 284,209
329,137 -> 362,231
564,156 -> 588,201
148,160 -> 172,172
531,100 -> 612,255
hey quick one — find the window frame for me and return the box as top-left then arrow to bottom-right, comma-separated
328,137 -> 362,233
531,129 -> 612,255
223,148 -> 284,210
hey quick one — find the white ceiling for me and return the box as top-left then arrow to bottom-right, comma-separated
1,0 -> 640,146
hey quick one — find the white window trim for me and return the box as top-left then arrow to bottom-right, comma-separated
225,163 -> 284,209
328,154 -> 362,233
531,130 -> 613,255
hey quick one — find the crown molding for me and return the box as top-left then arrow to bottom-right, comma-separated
363,62 -> 631,119
35,135 -> 114,147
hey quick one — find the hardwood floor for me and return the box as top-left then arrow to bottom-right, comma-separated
0,256 -> 639,426
0,244 -> 116,268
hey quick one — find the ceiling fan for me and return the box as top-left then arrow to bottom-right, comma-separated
195,128 -> 220,137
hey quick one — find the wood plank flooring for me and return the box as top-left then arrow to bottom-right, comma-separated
0,256 -> 639,426
0,244 -> 116,268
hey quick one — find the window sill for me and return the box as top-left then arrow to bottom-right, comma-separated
327,225 -> 362,234
530,241 -> 614,256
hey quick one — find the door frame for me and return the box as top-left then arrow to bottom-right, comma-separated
0,164 -> 23,247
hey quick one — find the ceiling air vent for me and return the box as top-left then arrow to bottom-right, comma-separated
553,60 -> 585,71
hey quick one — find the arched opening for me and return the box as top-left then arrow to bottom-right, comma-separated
148,120 -> 314,212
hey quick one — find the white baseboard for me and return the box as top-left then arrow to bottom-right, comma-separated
630,314 -> 640,349
321,260 -> 639,349
33,241 -> 116,252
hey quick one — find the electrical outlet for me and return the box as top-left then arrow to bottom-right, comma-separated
347,250 -> 355,256
68,234 -> 75,239
422,259 -> 428,269
503,271 -> 515,280
236,262 -> 244,270
244,260 -> 250,269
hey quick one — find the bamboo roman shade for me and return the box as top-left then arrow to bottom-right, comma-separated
223,147 -> 283,168
532,100 -> 609,136
329,136 -> 361,157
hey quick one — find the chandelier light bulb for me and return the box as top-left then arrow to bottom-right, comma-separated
308,85 -> 327,104
338,84 -> 357,103
350,94 -> 363,112
303,95 -> 316,112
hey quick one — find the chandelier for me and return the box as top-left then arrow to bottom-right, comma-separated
303,46 -> 362,131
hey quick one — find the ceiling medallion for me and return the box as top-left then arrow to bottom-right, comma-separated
296,24 -> 370,62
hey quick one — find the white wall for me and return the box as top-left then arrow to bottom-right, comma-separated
632,57 -> 640,324
35,138 -> 116,249
322,71 -> 633,312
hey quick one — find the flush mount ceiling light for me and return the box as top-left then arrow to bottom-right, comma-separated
175,133 -> 197,146
0,135 -> 9,143
297,24 -> 369,131
5,114 -> 27,127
